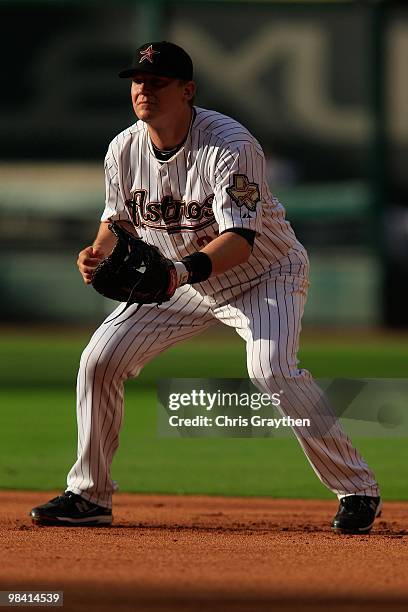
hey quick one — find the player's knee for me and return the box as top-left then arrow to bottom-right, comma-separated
79,344 -> 124,382
248,360 -> 301,387
249,350 -> 303,380
79,341 -> 144,383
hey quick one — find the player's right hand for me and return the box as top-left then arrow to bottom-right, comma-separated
77,246 -> 105,285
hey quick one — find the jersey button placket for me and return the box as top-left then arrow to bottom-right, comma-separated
160,164 -> 172,200
159,164 -> 176,234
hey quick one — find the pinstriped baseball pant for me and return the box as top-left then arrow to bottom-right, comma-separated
66,275 -> 380,508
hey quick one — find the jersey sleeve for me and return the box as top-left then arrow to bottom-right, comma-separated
100,141 -> 129,223
212,143 -> 265,236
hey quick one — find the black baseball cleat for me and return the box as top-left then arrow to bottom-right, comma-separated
30,491 -> 112,526
331,495 -> 381,534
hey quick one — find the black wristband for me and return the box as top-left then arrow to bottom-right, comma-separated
182,252 -> 212,284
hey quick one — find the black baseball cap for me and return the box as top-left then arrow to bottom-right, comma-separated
118,41 -> 193,80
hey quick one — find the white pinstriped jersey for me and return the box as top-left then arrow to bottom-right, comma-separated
101,106 -> 309,298
65,107 -> 380,509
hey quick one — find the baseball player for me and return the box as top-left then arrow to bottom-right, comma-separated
30,41 -> 381,534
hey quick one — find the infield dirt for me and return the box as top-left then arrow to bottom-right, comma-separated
1,491 -> 408,612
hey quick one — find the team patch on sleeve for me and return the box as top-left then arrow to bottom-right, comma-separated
226,174 -> 260,212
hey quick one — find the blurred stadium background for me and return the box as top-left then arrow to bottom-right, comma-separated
1,0 -> 407,498
1,0 -> 407,327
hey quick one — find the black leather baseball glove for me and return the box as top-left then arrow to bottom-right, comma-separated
91,222 -> 178,311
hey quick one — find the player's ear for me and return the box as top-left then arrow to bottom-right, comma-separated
183,80 -> 196,102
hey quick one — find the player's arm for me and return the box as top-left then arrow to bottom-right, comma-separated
174,229 -> 254,287
204,142 -> 264,275
77,222 -> 117,285
200,230 -> 252,275
176,139 -> 263,286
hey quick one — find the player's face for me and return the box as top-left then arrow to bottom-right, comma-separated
130,73 -> 194,122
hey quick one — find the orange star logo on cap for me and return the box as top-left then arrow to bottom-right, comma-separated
139,45 -> 160,64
